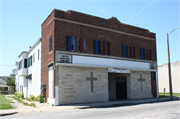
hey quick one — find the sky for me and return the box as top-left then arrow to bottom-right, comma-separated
0,0 -> 179,76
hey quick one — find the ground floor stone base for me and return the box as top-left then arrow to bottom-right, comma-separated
55,66 -> 153,105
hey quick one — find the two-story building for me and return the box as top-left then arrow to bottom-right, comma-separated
41,9 -> 158,105
15,39 -> 41,98
16,9 -> 158,105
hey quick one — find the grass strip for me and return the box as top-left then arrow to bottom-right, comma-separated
12,96 -> 36,107
0,94 -> 15,110
159,93 -> 180,98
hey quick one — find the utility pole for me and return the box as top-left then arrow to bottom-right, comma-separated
167,27 -> 180,99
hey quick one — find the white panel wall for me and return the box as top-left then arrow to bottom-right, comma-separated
17,53 -> 28,76
73,55 -> 150,70
28,41 -> 41,97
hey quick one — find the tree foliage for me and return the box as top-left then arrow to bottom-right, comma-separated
7,76 -> 15,87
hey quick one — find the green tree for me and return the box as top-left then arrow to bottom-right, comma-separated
7,76 -> 15,87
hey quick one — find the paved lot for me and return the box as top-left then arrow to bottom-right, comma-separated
1,100 -> 180,119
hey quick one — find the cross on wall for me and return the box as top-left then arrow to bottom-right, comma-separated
86,72 -> 98,92
137,74 -> 145,91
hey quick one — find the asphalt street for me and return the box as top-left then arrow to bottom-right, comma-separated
1,100 -> 180,119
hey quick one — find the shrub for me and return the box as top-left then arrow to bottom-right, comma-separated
27,98 -> 31,101
20,92 -> 24,98
30,103 -> 36,107
30,95 -> 36,101
37,96 -> 40,101
39,93 -> 44,103
17,93 -> 21,98
15,91 -> 18,96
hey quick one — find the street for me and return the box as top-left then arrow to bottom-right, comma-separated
1,100 -> 180,119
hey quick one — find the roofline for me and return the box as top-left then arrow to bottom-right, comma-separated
158,60 -> 180,67
0,77 -> 7,81
18,38 -> 41,58
28,38 -> 41,53
18,51 -> 28,58
41,9 -> 55,26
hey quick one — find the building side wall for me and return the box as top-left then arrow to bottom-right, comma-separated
55,66 -> 108,105
28,41 -> 41,97
158,62 -> 180,93
41,10 -> 55,101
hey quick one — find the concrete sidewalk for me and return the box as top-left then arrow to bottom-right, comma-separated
0,97 -> 179,116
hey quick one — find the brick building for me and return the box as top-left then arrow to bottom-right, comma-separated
40,9 -> 158,105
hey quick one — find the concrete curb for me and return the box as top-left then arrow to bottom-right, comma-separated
0,97 -> 179,116
0,112 -> 18,116
76,97 -> 179,109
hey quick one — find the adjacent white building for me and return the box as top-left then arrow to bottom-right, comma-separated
158,61 -> 180,93
15,38 -> 41,98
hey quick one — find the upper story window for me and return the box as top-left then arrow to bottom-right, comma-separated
49,36 -> 53,52
146,49 -> 151,60
66,36 -> 75,51
140,48 -> 145,59
93,40 -> 101,54
129,46 -> 135,58
78,38 -> 86,53
28,56 -> 32,67
24,59 -> 27,68
18,60 -> 22,70
103,41 -> 110,55
122,45 -> 128,57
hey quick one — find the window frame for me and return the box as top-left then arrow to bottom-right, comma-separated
78,38 -> 86,53
49,36 -> 53,52
24,59 -> 27,68
93,40 -> 101,54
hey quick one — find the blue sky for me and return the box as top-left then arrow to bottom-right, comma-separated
0,0 -> 179,76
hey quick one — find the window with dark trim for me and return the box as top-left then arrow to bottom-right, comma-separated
66,36 -> 75,51
140,48 -> 145,59
122,45 -> 128,57
93,40 -> 101,54
129,46 -> 135,58
103,41 -> 110,55
49,36 -> 52,52
28,56 -> 32,67
18,60 -> 22,70
24,59 -> 27,68
146,49 -> 151,60
78,38 -> 86,53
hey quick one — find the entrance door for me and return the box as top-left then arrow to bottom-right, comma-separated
49,66 -> 53,98
151,72 -> 157,98
116,77 -> 127,99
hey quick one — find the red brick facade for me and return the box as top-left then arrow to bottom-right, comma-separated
41,9 -> 157,101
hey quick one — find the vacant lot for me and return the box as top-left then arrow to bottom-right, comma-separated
0,94 -> 14,110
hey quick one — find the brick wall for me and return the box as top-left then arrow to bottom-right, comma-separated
41,10 -> 55,101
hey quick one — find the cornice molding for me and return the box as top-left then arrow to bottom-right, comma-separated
48,17 -> 156,41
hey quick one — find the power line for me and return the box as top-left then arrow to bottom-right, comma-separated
0,64 -> 15,67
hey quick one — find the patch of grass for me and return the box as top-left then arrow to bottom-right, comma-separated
159,93 -> 180,98
12,96 -> 36,107
0,94 -> 15,110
